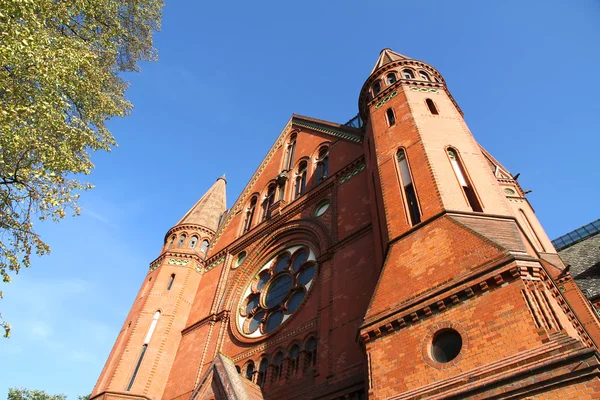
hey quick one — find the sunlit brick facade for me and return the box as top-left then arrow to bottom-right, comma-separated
91,49 -> 600,400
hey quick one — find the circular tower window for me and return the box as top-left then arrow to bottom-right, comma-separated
431,329 -> 462,363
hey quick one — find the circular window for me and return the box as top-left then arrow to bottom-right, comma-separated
431,329 -> 462,363
234,251 -> 247,268
237,245 -> 318,338
504,188 -> 516,195
314,201 -> 330,217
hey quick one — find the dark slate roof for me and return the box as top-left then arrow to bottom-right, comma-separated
552,219 -> 600,250
555,220 -> 600,300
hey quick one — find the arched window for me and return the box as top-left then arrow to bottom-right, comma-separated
447,148 -> 483,212
386,108 -> 396,126
386,72 -> 397,85
189,236 -> 198,248
316,147 -> 329,184
127,310 -> 161,391
262,185 -> 276,220
257,358 -> 268,387
167,235 -> 175,248
235,365 -> 241,374
397,149 -> 421,225
305,337 -> 318,367
272,351 -> 284,381
244,361 -> 255,381
402,69 -> 415,79
166,274 -> 175,291
284,133 -> 297,171
426,98 -> 438,115
289,345 -> 300,376
294,161 -> 307,199
419,71 -> 430,81
144,311 -> 161,344
372,80 -> 382,96
177,234 -> 186,246
200,240 -> 209,253
243,196 -> 257,233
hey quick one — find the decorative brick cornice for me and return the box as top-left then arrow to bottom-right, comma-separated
360,260 -> 521,343
164,224 -> 215,242
292,118 -> 362,143
148,251 -> 204,273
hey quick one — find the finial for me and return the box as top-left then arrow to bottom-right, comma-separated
218,173 -> 227,184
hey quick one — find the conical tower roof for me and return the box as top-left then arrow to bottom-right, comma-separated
176,177 -> 227,231
371,48 -> 410,74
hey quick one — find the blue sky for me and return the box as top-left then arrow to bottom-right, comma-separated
1,0 -> 599,397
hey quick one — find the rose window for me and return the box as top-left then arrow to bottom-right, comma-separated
238,245 -> 317,338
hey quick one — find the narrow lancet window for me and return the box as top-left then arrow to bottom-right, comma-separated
177,234 -> 186,246
289,345 -> 300,376
305,337 -> 318,367
419,71 -> 431,81
386,108 -> 396,126
316,147 -> 329,184
273,352 -> 284,381
285,133 -> 297,170
397,149 -> 421,225
126,344 -> 147,391
402,69 -> 415,79
447,148 -> 483,212
189,236 -> 198,248
426,98 -> 438,115
257,359 -> 268,387
243,196 -> 257,233
262,185 -> 276,220
386,72 -> 397,85
245,361 -> 255,381
200,240 -> 209,254
294,161 -> 307,199
167,274 -> 175,291
373,81 -> 382,95
127,311 -> 160,391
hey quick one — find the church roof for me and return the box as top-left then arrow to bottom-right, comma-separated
177,177 -> 227,231
190,353 -> 264,400
371,48 -> 411,74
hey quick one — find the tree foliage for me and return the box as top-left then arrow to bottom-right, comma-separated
0,0 -> 163,337
8,389 -> 66,400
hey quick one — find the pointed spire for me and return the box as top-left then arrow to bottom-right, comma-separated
176,177 -> 227,231
371,48 -> 410,74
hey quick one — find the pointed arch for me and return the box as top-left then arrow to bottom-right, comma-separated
447,147 -> 483,212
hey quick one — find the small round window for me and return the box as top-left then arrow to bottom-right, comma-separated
504,188 -> 516,195
234,251 -> 247,268
238,245 -> 318,338
314,201 -> 330,217
431,329 -> 462,363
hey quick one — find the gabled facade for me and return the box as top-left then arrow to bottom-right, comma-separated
91,49 -> 600,400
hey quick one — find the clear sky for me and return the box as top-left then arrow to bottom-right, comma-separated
1,0 -> 599,397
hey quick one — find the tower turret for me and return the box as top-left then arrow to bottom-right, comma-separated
91,178 -> 226,400
359,49 -> 600,399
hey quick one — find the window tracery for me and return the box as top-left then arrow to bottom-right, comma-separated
238,245 -> 318,338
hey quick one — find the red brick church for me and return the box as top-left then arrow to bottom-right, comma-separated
90,49 -> 600,399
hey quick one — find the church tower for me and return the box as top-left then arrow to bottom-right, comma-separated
359,49 -> 600,399
91,50 -> 600,400
91,178 -> 226,400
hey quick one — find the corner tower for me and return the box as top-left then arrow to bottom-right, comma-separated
359,49 -> 600,399
91,178 -> 226,400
